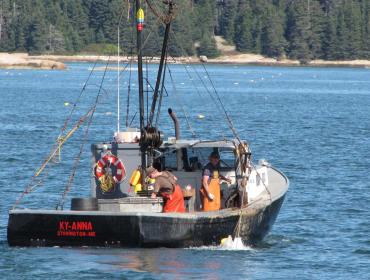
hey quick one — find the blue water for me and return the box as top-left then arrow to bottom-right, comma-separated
1,63 -> 370,279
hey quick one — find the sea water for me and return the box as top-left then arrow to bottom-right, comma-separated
0,63 -> 369,279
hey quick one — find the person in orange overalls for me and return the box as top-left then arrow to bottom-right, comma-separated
147,167 -> 185,213
201,151 -> 231,211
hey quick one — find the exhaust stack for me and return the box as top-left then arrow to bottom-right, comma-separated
168,108 -> 180,140
168,108 -> 183,170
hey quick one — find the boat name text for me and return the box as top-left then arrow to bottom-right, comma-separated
57,221 -> 96,237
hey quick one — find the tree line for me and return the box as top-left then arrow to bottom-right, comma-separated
0,0 -> 369,61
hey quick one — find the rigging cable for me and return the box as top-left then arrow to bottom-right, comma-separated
154,51 -> 168,127
56,58 -> 112,210
167,65 -> 197,138
117,5 -> 126,132
145,0 -> 176,24
126,53 -> 133,127
168,25 -> 262,240
168,30 -> 228,139
12,60 -> 102,209
125,2 -> 135,127
201,63 -> 242,144
13,2 -> 156,208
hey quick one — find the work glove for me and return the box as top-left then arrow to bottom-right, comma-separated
208,193 -> 215,201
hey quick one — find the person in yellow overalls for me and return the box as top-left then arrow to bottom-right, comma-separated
201,151 -> 231,211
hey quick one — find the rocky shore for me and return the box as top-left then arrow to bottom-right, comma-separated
1,52 -> 370,69
38,53 -> 370,68
0,53 -> 65,70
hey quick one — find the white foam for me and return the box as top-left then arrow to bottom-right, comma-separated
187,236 -> 254,251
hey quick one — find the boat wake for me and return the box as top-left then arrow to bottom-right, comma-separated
188,237 -> 255,251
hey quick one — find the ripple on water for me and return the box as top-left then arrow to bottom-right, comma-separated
2,64 -> 370,279
353,249 -> 370,255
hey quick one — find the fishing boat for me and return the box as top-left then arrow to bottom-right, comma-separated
7,0 -> 289,248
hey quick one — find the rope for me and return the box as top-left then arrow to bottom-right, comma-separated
145,0 -> 176,24
56,58 -> 111,210
201,64 -> 243,144
167,65 -> 197,138
12,60 -> 103,209
98,174 -> 115,193
154,51 -> 168,127
140,126 -> 163,149
126,53 -> 133,127
168,30 -> 228,139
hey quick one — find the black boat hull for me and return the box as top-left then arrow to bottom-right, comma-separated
8,194 -> 285,248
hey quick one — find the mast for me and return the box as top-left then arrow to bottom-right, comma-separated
148,1 -> 174,126
136,0 -> 147,171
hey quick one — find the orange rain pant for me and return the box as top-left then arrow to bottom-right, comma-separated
201,178 -> 221,211
161,185 -> 185,213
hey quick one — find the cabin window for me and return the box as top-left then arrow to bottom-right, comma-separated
218,148 -> 235,169
186,147 -> 235,170
163,149 -> 177,170
187,148 -> 214,168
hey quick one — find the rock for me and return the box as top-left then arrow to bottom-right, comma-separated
199,55 -> 208,63
0,53 -> 66,70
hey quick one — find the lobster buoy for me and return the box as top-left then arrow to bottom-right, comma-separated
95,153 -> 126,184
134,183 -> 142,193
129,169 -> 141,186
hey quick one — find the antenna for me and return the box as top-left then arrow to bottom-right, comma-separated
117,25 -> 121,133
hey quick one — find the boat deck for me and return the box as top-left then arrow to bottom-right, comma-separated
9,166 -> 289,218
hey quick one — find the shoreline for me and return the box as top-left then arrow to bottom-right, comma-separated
0,53 -> 66,70
1,52 -> 370,69
39,54 -> 370,68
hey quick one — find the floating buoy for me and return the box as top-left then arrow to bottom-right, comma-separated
64,102 -> 70,106
220,236 -> 232,246
134,183 -> 142,193
220,235 -> 245,249
197,114 -> 205,119
130,169 -> 141,186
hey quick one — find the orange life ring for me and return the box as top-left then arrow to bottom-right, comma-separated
95,153 -> 126,183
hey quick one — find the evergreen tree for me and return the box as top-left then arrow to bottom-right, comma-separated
322,9 -> 338,60
27,7 -> 48,54
336,8 -> 348,59
195,0 -> 219,58
343,1 -> 362,59
285,1 -> 312,62
364,0 -> 370,58
0,0 -> 369,60
14,18 -> 26,51
307,0 -> 325,59
261,3 -> 286,58
234,2 -> 254,52
219,0 -> 238,43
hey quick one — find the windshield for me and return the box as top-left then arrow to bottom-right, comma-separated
187,147 -> 235,170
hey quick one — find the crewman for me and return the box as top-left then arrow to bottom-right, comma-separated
201,151 -> 231,211
146,167 -> 185,213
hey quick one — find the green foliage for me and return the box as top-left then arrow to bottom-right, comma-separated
234,2 -> 254,52
219,0 -> 238,43
219,0 -> 370,61
0,0 -> 369,60
195,0 -> 219,58
81,43 -> 118,55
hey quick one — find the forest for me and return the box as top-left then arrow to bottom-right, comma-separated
0,0 -> 369,62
